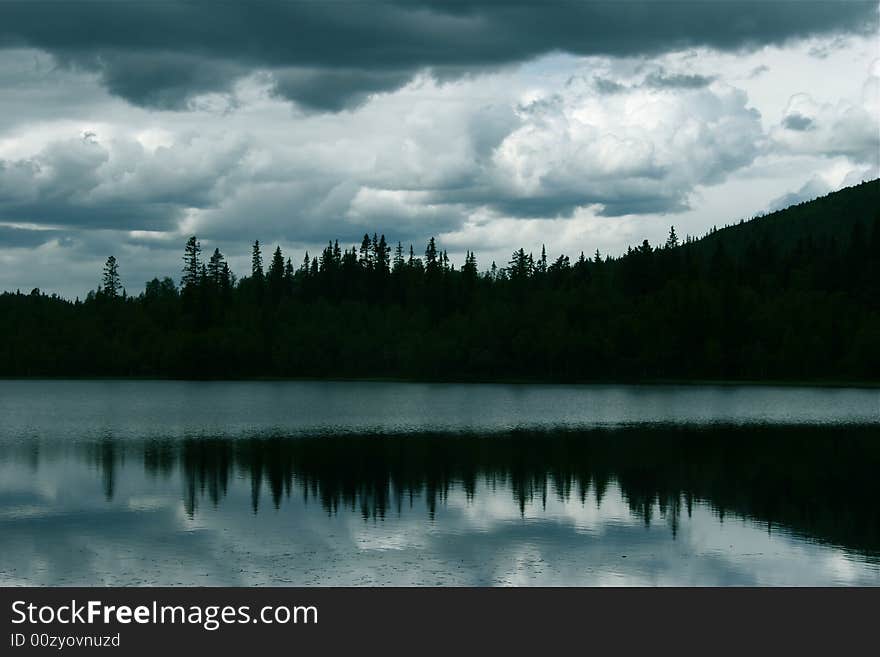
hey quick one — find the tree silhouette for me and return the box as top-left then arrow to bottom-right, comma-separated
268,246 -> 285,301
251,240 -> 264,283
181,236 -> 201,291
0,179 -> 876,382
101,256 -> 122,298
207,248 -> 226,287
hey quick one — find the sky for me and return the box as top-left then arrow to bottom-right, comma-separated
0,1 -> 877,298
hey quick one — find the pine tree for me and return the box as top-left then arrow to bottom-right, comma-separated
102,256 -> 122,298
181,236 -> 201,291
251,241 -> 264,283
550,254 -> 570,273
393,241 -> 405,273
462,251 -> 478,285
359,234 -> 372,270
509,248 -> 532,280
665,226 -> 680,249
375,234 -> 390,275
220,262 -> 232,292
268,246 -> 285,301
425,237 -> 439,272
284,257 -> 294,293
319,243 -> 334,274
207,248 -> 226,286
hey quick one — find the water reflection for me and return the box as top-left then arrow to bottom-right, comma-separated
1,425 -> 878,585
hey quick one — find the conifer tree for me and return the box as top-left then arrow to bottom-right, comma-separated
376,234 -> 390,275
509,248 -> 532,280
181,236 -> 201,291
207,248 -> 226,286
462,251 -> 478,285
284,257 -> 294,293
102,256 -> 122,298
251,241 -> 264,283
393,241 -> 405,273
425,237 -> 439,273
359,234 -> 373,270
268,246 -> 285,301
220,262 -> 232,292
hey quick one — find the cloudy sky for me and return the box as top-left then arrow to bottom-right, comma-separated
0,1 -> 877,298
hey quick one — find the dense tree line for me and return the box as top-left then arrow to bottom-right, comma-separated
1,180 -> 878,381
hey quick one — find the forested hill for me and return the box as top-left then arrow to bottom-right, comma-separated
687,179 -> 878,264
2,179 -> 878,381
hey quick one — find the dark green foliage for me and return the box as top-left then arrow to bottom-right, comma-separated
1,180 -> 878,381
101,256 -> 121,299
251,240 -> 264,282
206,248 -> 230,291
181,236 -> 201,292
267,246 -> 285,302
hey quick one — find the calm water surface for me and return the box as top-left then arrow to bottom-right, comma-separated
0,380 -> 877,586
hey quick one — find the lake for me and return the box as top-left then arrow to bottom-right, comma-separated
0,380 -> 878,586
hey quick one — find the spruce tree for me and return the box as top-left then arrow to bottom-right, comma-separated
284,257 -> 294,294
220,262 -> 232,293
268,246 -> 285,301
181,236 -> 201,291
207,248 -> 226,286
251,241 -> 264,283
101,256 -> 122,298
393,241 -> 405,273
376,234 -> 390,275
359,234 -> 372,270
425,237 -> 439,272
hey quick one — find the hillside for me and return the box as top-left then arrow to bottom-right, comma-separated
690,179 -> 879,263
1,180 -> 878,381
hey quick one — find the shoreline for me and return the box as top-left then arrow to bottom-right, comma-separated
1,375 -> 878,389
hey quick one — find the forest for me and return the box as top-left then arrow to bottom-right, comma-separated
1,179 -> 877,381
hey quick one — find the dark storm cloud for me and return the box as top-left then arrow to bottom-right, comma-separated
0,198 -> 184,231
96,53 -> 246,111
782,113 -> 815,131
0,0 -> 875,111
592,69 -> 716,95
643,70 -> 716,89
0,225 -> 62,248
474,188 -> 690,219
271,68 -> 416,112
